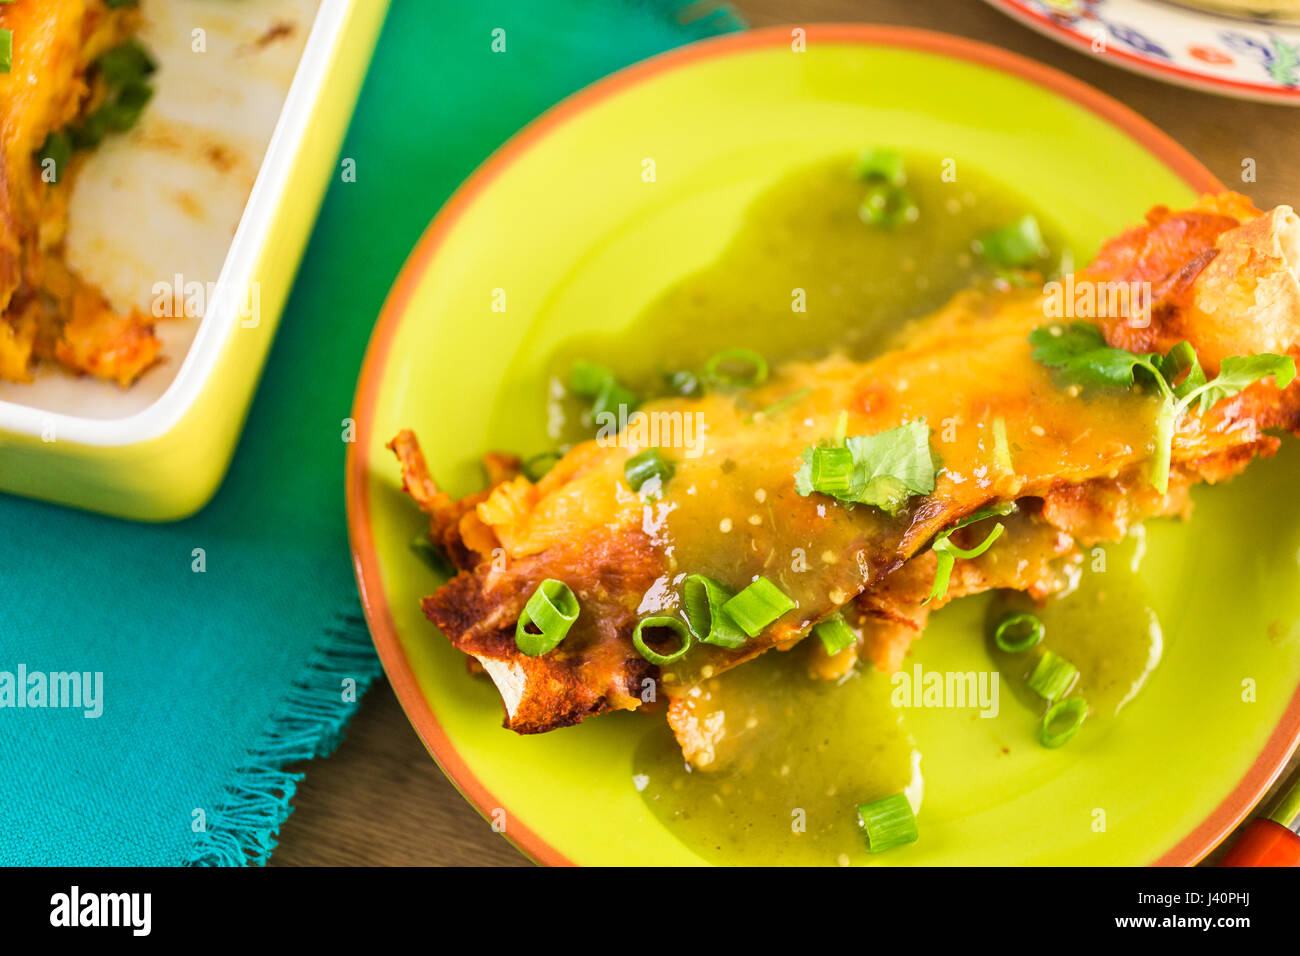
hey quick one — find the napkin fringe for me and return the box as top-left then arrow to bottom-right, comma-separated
183,612 -> 381,866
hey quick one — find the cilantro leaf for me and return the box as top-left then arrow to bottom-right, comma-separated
793,447 -> 815,497
1029,322 -> 1296,494
845,421 -> 938,509
794,419 -> 938,515
1028,322 -> 1159,389
1183,353 -> 1296,414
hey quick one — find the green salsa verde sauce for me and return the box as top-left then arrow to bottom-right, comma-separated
544,152 -> 1072,445
633,534 -> 1162,866
989,528 -> 1163,720
539,154 -> 1163,863
635,645 -> 920,866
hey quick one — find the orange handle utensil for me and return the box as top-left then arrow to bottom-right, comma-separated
1218,767 -> 1300,867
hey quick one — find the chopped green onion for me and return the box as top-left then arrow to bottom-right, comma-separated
38,131 -> 72,184
624,448 -> 674,493
0,29 -> 11,74
722,577 -> 796,638
1027,650 -> 1078,702
832,410 -> 849,447
96,40 -> 157,87
410,534 -> 455,578
27,38 -> 156,173
104,0 -> 142,7
107,75 -> 154,124
110,79 -> 153,125
705,348 -> 768,388
522,450 -> 562,481
631,615 -> 693,665
859,182 -> 919,228
1040,697 -> 1088,748
991,416 -> 1013,474
515,579 -> 580,657
993,612 -> 1043,653
924,503 -> 1016,605
754,387 -> 810,420
682,574 -> 747,649
856,792 -> 919,853
854,146 -> 906,187
808,446 -> 856,497
814,614 -> 857,656
976,214 -> 1046,267
592,379 -> 638,418
569,359 -> 614,397
664,369 -> 700,396
72,80 -> 154,149
569,360 -> 639,424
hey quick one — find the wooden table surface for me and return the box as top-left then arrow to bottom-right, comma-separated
271,0 -> 1300,866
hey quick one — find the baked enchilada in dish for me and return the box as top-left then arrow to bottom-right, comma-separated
0,0 -> 157,385
390,152 -> 1299,854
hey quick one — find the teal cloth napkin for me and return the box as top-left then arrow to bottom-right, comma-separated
0,0 -> 742,865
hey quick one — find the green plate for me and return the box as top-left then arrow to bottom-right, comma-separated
348,25 -> 1300,865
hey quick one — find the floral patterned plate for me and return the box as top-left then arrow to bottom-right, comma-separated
985,0 -> 1300,103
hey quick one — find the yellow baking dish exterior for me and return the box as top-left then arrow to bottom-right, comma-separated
0,0 -> 389,521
